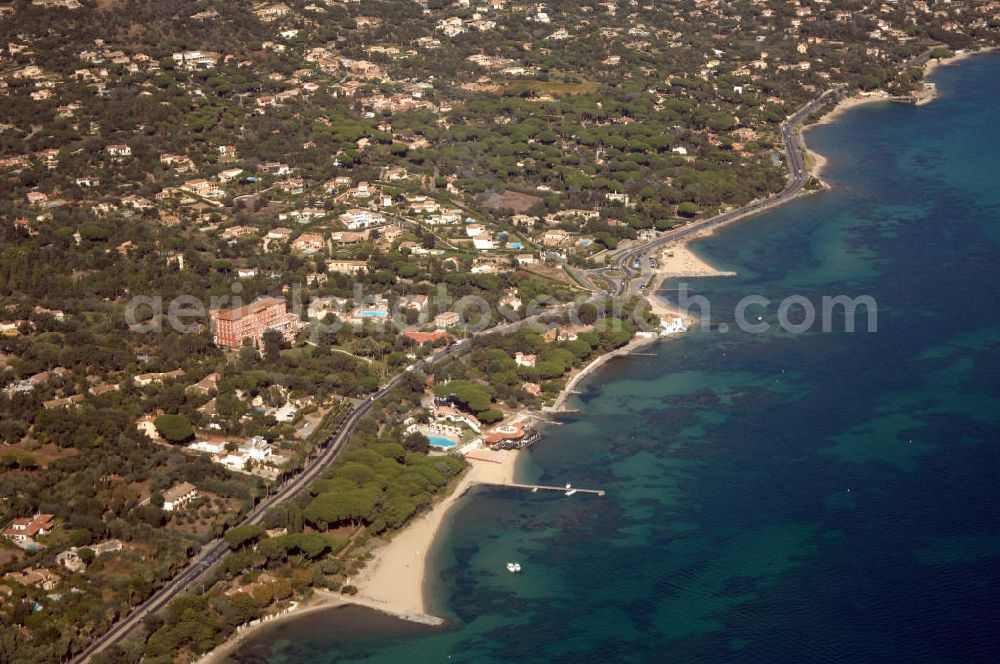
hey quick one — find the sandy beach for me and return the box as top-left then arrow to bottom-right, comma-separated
803,47 -> 999,180
646,238 -> 736,306
652,240 -> 733,279
923,47 -> 997,78
813,90 -> 896,127
548,241 -> 733,413
199,450 -> 520,664
198,590 -> 348,664
197,50 -> 1000,660
349,448 -> 519,615
547,334 -> 655,412
646,240 -> 737,339
802,91 -> 896,181
349,238 -> 735,613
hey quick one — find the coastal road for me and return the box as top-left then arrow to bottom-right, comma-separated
71,341 -> 470,663
74,85 -> 847,664
580,86 -> 845,296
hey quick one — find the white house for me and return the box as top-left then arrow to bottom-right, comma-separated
515,352 -> 536,367
433,405 -> 481,433
217,437 -> 275,472
499,291 -> 522,309
2,514 -> 55,546
307,296 -> 347,321
105,144 -> 131,157
400,294 -> 428,312
472,236 -> 496,251
171,50 -> 218,70
434,311 -> 461,329
189,440 -> 227,455
339,209 -> 385,230
60,539 -> 123,571
242,436 -> 275,460
660,316 -> 687,335
161,482 -> 198,511
219,451 -> 249,472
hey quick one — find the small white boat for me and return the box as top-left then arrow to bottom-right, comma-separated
565,489 -> 577,496
506,562 -> 522,573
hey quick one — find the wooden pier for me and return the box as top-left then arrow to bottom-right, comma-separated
500,482 -> 605,497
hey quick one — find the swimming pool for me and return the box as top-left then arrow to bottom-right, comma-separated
427,435 -> 458,448
358,310 -> 388,318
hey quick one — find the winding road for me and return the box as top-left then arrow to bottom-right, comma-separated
73,85 -> 844,664
64,43 -> 962,659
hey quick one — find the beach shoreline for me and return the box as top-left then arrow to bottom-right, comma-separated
201,48 -> 1000,663
201,254 -> 723,662
197,452 -> 518,664
923,46 -> 997,78
203,198 -> 742,664
548,237 -> 736,412
347,447 -> 519,616
802,47 -> 999,181
198,591 -> 346,664
197,588 -> 452,664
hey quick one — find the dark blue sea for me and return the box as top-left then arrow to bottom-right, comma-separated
230,53 -> 1000,663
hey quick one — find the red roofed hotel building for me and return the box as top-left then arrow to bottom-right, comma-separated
209,297 -> 300,349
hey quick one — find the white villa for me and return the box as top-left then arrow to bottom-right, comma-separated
432,405 -> 481,433
339,209 -> 385,230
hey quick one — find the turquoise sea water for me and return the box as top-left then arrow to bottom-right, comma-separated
230,55 -> 1000,663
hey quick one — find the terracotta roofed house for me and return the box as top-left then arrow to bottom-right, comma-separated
209,297 -> 299,349
6,568 -> 60,591
42,394 -> 85,409
402,329 -> 449,345
3,514 -> 56,544
291,233 -> 324,252
434,311 -> 461,329
326,259 -> 367,274
188,372 -> 220,395
161,482 -> 198,511
514,352 -> 536,367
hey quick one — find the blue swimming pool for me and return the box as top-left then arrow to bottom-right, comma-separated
358,310 -> 388,318
427,435 -> 458,448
